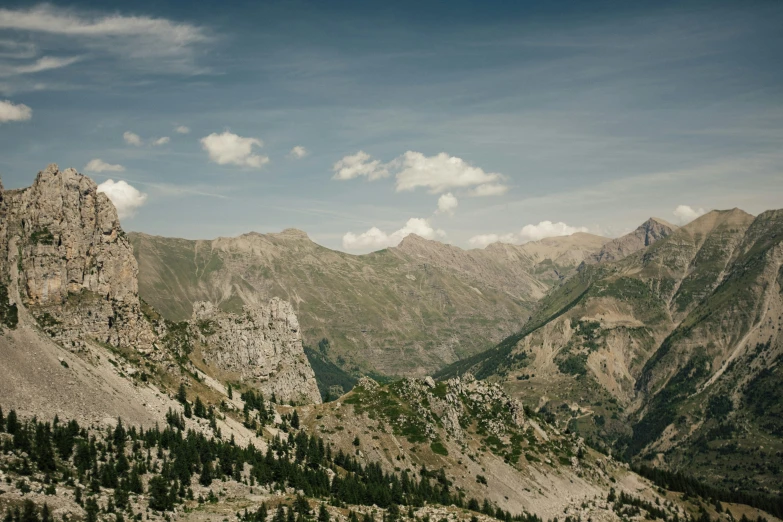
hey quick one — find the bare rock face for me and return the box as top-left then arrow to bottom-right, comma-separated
0,164 -> 154,351
192,298 -> 322,405
585,217 -> 677,265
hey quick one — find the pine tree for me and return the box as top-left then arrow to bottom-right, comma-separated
295,495 -> 310,516
177,383 -> 187,404
148,476 -> 171,511
256,503 -> 268,522
195,397 -> 207,418
6,410 -> 18,435
274,505 -> 286,522
200,460 -> 213,487
41,503 -> 52,522
319,504 -> 330,522
291,410 -> 300,429
21,500 -> 37,522
85,497 -> 100,522
228,384 -> 233,400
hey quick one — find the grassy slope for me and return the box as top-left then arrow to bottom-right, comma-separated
436,209 -> 783,495
129,231 -> 600,377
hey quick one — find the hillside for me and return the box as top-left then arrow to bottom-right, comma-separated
129,230 -> 609,376
2,166 -> 783,522
437,209 -> 783,496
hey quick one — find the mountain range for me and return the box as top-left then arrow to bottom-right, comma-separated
0,165 -> 780,522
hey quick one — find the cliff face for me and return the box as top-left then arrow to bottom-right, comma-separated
0,164 -> 155,351
193,298 -> 322,404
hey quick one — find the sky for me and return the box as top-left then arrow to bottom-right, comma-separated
0,0 -> 781,253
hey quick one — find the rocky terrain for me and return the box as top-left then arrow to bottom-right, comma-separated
437,208 -> 783,497
0,164 -> 154,352
584,218 -> 677,265
129,228 -> 609,377
0,165 -> 323,416
2,164 -> 783,522
191,298 -> 322,404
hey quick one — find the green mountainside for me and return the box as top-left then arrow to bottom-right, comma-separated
128,230 -> 608,377
437,209 -> 783,497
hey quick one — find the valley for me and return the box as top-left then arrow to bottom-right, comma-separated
0,165 -> 780,522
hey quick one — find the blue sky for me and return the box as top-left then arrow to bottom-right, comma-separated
0,0 -> 781,252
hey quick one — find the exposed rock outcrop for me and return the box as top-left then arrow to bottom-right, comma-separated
584,217 -> 677,265
192,298 -> 322,405
0,164 -> 154,351
394,373 -> 525,443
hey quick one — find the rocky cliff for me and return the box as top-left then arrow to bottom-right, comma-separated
192,298 -> 322,404
0,164 -> 155,351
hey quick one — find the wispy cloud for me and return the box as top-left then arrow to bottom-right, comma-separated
0,4 -> 211,91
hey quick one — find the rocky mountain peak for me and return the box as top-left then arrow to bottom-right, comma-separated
0,164 -> 155,351
585,216 -> 677,265
395,233 -> 438,251
271,228 -> 311,240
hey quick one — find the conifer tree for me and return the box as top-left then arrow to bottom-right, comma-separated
319,504 -> 331,522
274,505 -> 287,522
177,383 -> 187,404
200,460 -> 213,487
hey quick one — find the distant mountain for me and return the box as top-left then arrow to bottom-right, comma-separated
584,217 -> 677,265
437,208 -> 783,495
129,230 -> 609,376
2,165 -> 782,522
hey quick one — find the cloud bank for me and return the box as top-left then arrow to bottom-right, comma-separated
468,220 -> 589,248
97,179 -> 147,219
343,218 -> 445,251
333,150 -> 509,196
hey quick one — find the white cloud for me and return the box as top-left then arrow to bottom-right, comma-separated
395,151 -> 506,194
518,221 -> 589,242
200,131 -> 269,168
152,136 -> 170,146
96,179 -> 147,219
332,151 -> 389,181
468,233 -> 516,248
123,131 -> 142,146
468,220 -> 589,248
0,5 -> 208,67
12,55 -> 80,74
0,99 -> 31,122
289,145 -> 308,159
673,204 -> 706,225
436,193 -> 458,215
84,158 -> 124,173
469,183 -> 509,197
342,218 -> 446,251
175,125 -> 190,134
333,150 -> 508,196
